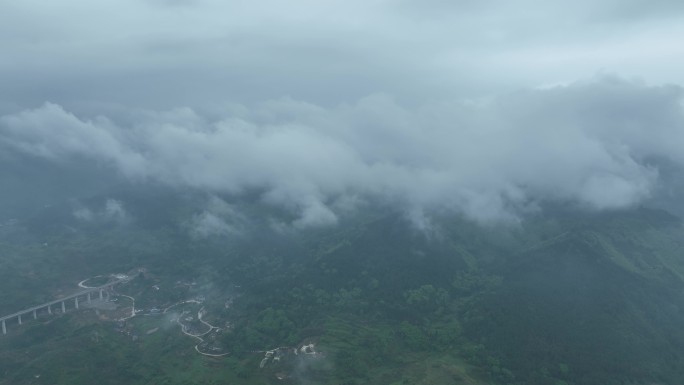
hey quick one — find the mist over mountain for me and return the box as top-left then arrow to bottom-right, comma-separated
3,1 -> 684,384
3,77 -> 684,228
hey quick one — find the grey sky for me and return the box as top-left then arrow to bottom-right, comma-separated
2,1 -> 684,226
2,0 -> 684,110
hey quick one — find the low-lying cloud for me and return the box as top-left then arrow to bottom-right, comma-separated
188,196 -> 247,238
73,199 -> 130,224
2,77 -> 683,226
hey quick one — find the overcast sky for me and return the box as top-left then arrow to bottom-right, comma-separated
3,0 -> 684,110
2,0 -> 684,227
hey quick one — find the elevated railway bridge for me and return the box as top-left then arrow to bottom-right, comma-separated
0,278 -> 126,335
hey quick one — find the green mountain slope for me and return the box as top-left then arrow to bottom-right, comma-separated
2,194 -> 684,385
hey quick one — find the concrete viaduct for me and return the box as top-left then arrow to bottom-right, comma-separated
0,279 -> 124,335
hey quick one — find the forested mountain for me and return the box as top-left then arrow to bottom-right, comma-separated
2,188 -> 684,385
4,1 -> 684,384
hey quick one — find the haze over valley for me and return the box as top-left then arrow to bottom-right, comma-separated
3,1 -> 684,384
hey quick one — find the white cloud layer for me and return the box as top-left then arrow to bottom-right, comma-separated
2,2 -> 684,225
3,77 -> 683,225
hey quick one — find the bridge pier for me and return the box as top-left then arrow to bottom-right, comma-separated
1,279 -> 126,337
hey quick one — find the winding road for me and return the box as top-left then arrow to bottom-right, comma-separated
175,307 -> 230,357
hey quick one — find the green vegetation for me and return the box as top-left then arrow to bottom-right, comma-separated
2,192 -> 684,384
